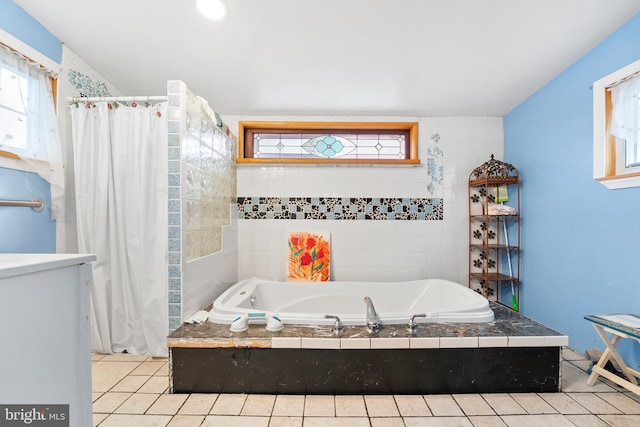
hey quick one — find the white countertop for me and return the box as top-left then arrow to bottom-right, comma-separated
0,254 -> 96,278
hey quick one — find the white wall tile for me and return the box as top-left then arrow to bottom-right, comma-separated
227,115 -> 503,284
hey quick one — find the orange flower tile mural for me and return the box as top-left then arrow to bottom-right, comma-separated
287,232 -> 331,282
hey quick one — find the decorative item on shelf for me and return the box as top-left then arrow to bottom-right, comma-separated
468,155 -> 520,311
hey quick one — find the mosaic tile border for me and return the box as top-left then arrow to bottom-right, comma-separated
237,197 -> 443,220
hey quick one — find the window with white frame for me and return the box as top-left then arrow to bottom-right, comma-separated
593,59 -> 640,189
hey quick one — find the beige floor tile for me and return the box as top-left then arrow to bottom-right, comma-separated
567,393 -> 622,415
539,393 -> 589,414
272,395 -> 305,416
364,395 -> 400,417
93,392 -> 103,403
563,363 -> 615,392
153,362 -> 170,377
111,375 -> 151,393
179,394 -> 219,415
98,414 -> 171,426
570,359 -> 594,372
93,412 -> 108,426
624,392 -> 640,404
335,395 -> 367,417
596,392 -> 640,414
302,417 -> 370,427
370,417 -> 404,427
563,348 -> 585,361
241,394 -> 276,416
454,394 -> 495,416
404,417 -> 474,426
598,414 -> 640,426
147,394 -> 189,415
481,393 -> 526,415
424,394 -> 465,416
166,415 -> 206,427
268,416 -> 302,427
138,376 -> 169,394
131,361 -> 166,376
394,394 -> 431,417
101,353 -> 150,362
92,361 -> 142,392
202,415 -> 269,427
93,392 -> 133,413
509,394 -> 557,414
468,415 -> 508,426
501,414 -> 576,427
564,414 -> 610,427
304,395 -> 335,416
92,353 -> 107,362
210,393 -> 248,415
115,393 -> 160,414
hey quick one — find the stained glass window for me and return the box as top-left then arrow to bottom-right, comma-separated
238,122 -> 419,165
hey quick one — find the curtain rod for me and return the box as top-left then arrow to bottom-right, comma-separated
606,70 -> 640,90
69,95 -> 168,103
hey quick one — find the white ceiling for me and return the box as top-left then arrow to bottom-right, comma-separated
13,0 -> 640,117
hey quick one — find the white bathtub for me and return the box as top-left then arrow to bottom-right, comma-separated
208,278 -> 494,325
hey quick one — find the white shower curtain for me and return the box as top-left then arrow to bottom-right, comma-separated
70,101 -> 168,357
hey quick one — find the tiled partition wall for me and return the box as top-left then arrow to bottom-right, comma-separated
224,116 -> 503,284
167,81 -> 238,331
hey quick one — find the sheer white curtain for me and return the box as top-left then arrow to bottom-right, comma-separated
70,101 -> 168,357
610,74 -> 640,165
0,45 -> 64,220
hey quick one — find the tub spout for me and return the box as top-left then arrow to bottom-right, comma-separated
364,296 -> 381,335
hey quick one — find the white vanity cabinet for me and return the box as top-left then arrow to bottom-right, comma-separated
0,254 -> 96,427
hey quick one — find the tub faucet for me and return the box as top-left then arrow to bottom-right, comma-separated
363,296 -> 381,335
407,313 -> 427,335
324,315 -> 343,336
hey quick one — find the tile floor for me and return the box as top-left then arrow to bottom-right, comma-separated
92,348 -> 640,426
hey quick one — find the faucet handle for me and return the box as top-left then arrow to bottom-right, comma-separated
324,315 -> 343,335
408,313 -> 427,333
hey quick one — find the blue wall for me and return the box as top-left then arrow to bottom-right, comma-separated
0,0 -> 62,63
504,14 -> 640,362
0,169 -> 56,253
0,0 -> 61,253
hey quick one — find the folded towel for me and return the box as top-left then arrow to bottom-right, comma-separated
487,203 -> 516,215
184,310 -> 209,324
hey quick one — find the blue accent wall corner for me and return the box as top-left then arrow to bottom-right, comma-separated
504,13 -> 640,364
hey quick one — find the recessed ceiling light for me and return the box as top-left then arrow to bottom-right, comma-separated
197,0 -> 227,20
